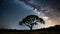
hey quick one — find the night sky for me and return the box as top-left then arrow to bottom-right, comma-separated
0,0 -> 60,30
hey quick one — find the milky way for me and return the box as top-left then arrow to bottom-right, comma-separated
19,0 -> 60,29
0,0 -> 60,30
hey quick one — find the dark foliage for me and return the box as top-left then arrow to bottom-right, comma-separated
0,25 -> 60,32
19,15 -> 45,30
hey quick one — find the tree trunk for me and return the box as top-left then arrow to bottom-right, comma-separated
30,25 -> 33,30
30,26 -> 32,30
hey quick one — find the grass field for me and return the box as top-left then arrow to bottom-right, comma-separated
0,25 -> 60,34
0,30 -> 60,34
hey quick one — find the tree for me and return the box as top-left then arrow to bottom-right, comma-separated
19,15 -> 45,30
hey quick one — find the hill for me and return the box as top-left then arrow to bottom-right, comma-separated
37,25 -> 60,31
0,25 -> 60,34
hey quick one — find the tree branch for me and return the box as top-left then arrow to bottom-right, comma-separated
25,23 -> 31,28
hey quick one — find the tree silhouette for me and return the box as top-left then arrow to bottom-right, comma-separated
19,15 -> 45,30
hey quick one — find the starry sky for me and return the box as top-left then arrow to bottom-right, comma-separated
0,0 -> 60,30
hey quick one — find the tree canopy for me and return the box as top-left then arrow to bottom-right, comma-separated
19,15 -> 45,30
